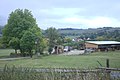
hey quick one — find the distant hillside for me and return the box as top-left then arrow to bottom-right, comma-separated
58,27 -> 120,41
59,28 -> 82,30
1,26 -> 120,41
58,28 -> 98,36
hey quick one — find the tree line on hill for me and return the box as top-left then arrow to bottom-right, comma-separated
58,27 -> 120,41
1,25 -> 120,42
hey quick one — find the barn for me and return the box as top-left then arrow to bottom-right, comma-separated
85,41 -> 120,51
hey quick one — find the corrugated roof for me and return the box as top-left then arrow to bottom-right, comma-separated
86,41 -> 120,45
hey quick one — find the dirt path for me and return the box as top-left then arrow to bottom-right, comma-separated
0,57 -> 30,61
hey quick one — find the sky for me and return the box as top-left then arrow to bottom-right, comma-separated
0,0 -> 120,29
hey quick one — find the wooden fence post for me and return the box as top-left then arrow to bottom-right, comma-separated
106,59 -> 109,68
106,59 -> 110,80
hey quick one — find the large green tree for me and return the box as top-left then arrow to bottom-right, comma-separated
3,9 -> 37,39
45,27 -> 59,47
2,9 -> 42,56
45,27 -> 59,54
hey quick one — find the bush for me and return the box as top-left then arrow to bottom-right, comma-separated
42,52 -> 49,56
10,53 -> 20,57
48,47 -> 53,54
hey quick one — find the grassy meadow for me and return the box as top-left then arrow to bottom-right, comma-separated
0,49 -> 120,69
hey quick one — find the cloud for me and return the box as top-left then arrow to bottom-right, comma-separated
61,16 -> 120,28
87,17 -> 113,27
0,0 -> 120,29
36,8 -> 86,28
37,7 -> 120,29
40,8 -> 85,17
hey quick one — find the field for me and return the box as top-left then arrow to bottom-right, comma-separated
0,49 -> 120,68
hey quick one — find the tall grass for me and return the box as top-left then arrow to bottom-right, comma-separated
0,65 -> 119,80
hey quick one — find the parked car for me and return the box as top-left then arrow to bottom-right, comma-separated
64,46 -> 71,52
64,48 -> 68,52
85,49 -> 95,53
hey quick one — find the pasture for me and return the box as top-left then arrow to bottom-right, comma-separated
0,49 -> 120,68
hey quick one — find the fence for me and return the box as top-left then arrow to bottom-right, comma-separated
0,65 -> 120,80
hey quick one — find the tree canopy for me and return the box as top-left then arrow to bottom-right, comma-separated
45,27 -> 61,54
45,27 -> 59,47
3,9 -> 37,40
2,9 -> 43,56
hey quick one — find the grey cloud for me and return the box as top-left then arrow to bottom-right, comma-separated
0,0 -> 120,29
75,0 -> 120,19
0,16 -> 7,26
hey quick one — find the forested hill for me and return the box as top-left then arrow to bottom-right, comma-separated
58,27 -> 120,41
1,26 -> 120,41
0,25 -> 4,37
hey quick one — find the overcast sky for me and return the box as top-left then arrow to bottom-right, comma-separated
0,0 -> 120,29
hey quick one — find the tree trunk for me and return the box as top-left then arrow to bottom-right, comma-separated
29,49 -> 33,58
15,49 -> 17,54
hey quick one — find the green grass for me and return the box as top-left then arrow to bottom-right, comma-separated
0,49 -> 120,69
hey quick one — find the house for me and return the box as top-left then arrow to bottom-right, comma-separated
85,41 -> 120,51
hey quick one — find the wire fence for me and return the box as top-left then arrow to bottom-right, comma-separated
0,65 -> 120,80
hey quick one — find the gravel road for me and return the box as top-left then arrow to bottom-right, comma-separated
59,50 -> 85,56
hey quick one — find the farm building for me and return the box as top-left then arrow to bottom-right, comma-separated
85,41 -> 120,51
